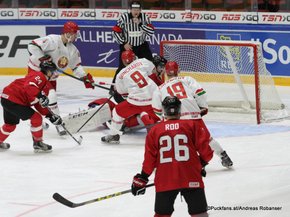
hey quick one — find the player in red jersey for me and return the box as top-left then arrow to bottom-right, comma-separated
0,61 -> 62,153
131,96 -> 213,217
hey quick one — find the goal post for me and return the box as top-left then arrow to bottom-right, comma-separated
160,39 -> 288,124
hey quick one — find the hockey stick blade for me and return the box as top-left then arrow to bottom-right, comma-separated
53,183 -> 154,208
53,193 -> 76,208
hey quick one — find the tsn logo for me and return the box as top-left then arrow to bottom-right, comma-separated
261,14 -> 290,22
181,12 -> 216,21
101,11 -> 121,18
19,10 -> 56,17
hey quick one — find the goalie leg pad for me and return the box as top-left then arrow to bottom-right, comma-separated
62,104 -> 111,133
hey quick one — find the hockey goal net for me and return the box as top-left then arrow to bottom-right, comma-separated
160,39 -> 288,124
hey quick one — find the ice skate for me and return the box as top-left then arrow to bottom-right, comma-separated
56,124 -> 67,136
101,134 -> 120,144
0,142 -> 10,150
221,151 -> 233,168
33,141 -> 52,153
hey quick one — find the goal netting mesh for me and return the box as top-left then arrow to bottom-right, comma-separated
160,39 -> 288,124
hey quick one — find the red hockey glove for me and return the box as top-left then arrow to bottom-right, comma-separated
81,73 -> 95,89
131,173 -> 149,196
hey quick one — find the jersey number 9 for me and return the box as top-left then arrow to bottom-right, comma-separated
130,71 -> 148,88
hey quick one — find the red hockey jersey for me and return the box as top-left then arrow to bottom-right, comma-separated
1,71 -> 49,107
142,119 -> 213,192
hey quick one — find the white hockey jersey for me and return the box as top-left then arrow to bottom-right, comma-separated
116,58 -> 158,106
152,76 -> 208,120
28,34 -> 86,79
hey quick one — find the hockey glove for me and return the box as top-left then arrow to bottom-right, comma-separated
81,73 -> 95,89
200,107 -> 208,117
46,114 -> 62,126
131,172 -> 149,196
38,94 -> 49,108
39,55 -> 52,63
200,157 -> 208,177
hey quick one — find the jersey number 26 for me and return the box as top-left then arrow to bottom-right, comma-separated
159,134 -> 190,163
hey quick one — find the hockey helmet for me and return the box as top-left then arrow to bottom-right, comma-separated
152,55 -> 167,69
40,61 -> 57,75
63,21 -> 79,34
121,50 -> 136,65
130,1 -> 142,9
162,96 -> 181,117
165,61 -> 179,76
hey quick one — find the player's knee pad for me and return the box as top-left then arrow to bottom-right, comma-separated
30,112 -> 42,128
47,89 -> 59,115
1,124 -> 16,134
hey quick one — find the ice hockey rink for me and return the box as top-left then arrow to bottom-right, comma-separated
1,75 -> 290,217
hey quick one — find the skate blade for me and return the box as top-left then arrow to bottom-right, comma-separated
101,140 -> 120,144
34,149 -> 53,153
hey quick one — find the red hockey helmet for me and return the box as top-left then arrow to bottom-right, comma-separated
63,21 -> 79,34
165,61 -> 179,76
121,50 -> 135,65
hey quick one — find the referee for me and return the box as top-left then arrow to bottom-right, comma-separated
111,0 -> 155,102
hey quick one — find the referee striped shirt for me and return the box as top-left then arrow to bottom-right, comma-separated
112,12 -> 154,47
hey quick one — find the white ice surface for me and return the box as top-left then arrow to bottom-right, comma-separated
0,76 -> 290,217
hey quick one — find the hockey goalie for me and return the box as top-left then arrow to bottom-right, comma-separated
61,97 -> 148,134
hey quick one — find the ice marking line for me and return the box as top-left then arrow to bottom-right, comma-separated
8,202 -> 39,207
15,183 -> 128,217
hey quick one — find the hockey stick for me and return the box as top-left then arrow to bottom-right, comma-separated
61,123 -> 83,145
58,70 -> 110,91
53,183 -> 154,208
76,95 -> 113,133
47,108 -> 83,145
98,81 -> 115,86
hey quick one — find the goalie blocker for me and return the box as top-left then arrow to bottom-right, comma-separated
62,97 -> 147,134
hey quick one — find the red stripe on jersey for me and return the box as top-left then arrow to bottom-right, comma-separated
112,26 -> 122,33
195,88 -> 204,94
147,24 -> 154,29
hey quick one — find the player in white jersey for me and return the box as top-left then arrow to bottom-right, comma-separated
152,61 -> 233,168
101,50 -> 160,144
27,21 -> 95,136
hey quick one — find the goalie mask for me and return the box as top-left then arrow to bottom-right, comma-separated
121,50 -> 136,65
153,55 -> 167,73
165,61 -> 179,76
162,96 -> 181,117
